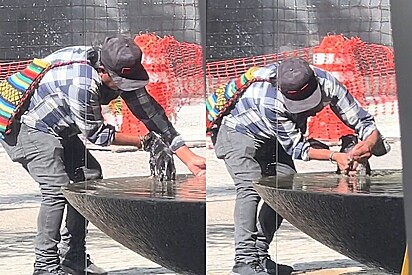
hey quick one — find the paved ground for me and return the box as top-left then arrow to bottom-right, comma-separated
0,102 -> 404,275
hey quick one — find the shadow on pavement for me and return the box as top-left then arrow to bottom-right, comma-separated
207,224 -> 234,246
107,266 -> 176,274
293,258 -> 391,275
206,223 -> 390,275
0,229 -> 178,274
86,229 -> 178,274
0,193 -> 40,208
206,186 -> 235,198
0,231 -> 35,258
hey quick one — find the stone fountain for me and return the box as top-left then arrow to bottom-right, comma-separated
62,174 -> 206,275
254,169 -> 405,273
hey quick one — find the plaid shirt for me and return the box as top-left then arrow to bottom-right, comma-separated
21,59 -> 116,146
222,63 -> 391,161
21,46 -> 185,151
42,46 -> 94,64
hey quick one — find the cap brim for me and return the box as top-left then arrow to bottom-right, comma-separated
108,66 -> 149,91
282,84 -> 322,114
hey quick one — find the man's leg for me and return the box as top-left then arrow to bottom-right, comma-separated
2,123 -> 70,272
256,203 -> 283,257
214,125 -> 267,274
255,166 -> 295,257
58,136 -> 106,275
255,141 -> 296,275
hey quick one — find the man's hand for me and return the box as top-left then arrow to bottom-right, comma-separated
186,155 -> 206,177
334,152 -> 357,175
142,132 -> 176,181
175,146 -> 206,177
349,140 -> 374,162
348,130 -> 379,161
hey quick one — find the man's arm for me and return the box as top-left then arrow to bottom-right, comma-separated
315,67 -> 390,158
120,87 -> 205,176
111,132 -> 143,148
266,107 -> 353,173
120,87 -> 185,152
307,147 -> 352,173
349,129 -> 380,163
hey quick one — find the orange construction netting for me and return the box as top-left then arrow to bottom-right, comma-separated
206,34 -> 397,142
111,33 -> 204,136
0,34 -> 398,142
0,33 -> 204,137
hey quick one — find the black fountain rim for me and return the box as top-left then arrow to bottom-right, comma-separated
253,184 -> 404,199
276,168 -> 403,177
253,168 -> 404,198
62,173 -> 206,203
62,188 -> 206,204
81,173 -> 195,182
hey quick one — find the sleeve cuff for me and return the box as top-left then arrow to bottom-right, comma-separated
170,135 -> 186,153
372,132 -> 392,156
359,127 -> 391,157
292,140 -> 311,161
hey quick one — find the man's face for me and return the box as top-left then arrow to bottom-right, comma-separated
99,83 -> 121,105
97,67 -> 122,105
98,69 -> 119,91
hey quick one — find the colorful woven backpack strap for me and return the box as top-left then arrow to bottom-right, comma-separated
206,66 -> 271,131
0,58 -> 50,133
0,59 -> 88,137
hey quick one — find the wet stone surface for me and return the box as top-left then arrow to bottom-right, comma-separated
255,169 -> 405,274
259,169 -> 403,196
63,174 -> 206,275
65,174 -> 206,202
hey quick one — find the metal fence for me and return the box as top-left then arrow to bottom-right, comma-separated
0,0 -> 200,60
206,0 -> 392,61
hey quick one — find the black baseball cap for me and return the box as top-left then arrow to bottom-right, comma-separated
278,57 -> 322,113
101,35 -> 149,91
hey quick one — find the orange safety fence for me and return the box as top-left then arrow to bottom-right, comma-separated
206,34 -> 397,142
0,34 -> 398,142
0,61 -> 31,79
0,33 -> 204,137
114,33 -> 204,136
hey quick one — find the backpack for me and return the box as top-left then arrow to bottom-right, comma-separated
206,66 -> 272,132
0,59 -> 87,138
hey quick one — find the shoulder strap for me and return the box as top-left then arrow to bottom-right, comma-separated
4,59 -> 88,134
206,66 -> 273,131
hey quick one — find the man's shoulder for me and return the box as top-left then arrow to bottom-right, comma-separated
41,61 -> 100,89
43,46 -> 92,63
69,62 -> 100,82
49,60 -> 96,75
255,63 -> 277,78
311,65 -> 329,79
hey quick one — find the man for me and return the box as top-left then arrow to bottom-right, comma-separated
210,57 -> 390,275
0,35 -> 205,275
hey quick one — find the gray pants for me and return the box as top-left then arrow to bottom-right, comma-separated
214,124 -> 296,264
1,122 -> 102,270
